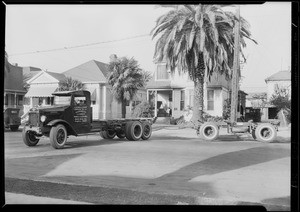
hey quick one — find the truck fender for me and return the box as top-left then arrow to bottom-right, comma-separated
46,119 -> 77,136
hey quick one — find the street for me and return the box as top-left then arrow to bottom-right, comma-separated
4,125 -> 291,210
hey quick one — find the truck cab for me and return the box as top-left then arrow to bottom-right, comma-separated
22,90 -> 93,148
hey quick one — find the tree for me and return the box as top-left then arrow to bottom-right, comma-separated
269,86 -> 291,123
151,4 -> 256,124
108,56 -> 151,118
57,77 -> 85,91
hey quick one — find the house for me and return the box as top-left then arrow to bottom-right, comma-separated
146,62 -> 247,120
244,70 -> 291,124
4,63 -> 27,115
63,59 -> 147,119
23,70 -> 66,114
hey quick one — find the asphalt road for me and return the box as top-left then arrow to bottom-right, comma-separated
3,125 -> 291,209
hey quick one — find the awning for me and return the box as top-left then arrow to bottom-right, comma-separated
25,86 -> 58,98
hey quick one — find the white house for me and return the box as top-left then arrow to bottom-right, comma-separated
265,70 -> 291,101
63,59 -> 147,119
23,70 -> 66,114
146,62 -> 247,120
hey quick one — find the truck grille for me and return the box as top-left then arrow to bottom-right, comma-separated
28,113 -> 39,126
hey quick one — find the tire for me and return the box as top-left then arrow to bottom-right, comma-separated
198,122 -> 219,141
49,124 -> 68,149
116,130 -> 126,139
10,125 -> 19,131
22,128 -> 40,146
141,122 -> 152,140
100,130 -> 116,139
125,121 -> 143,141
255,123 -> 277,143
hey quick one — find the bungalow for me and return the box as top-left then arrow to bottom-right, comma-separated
24,70 -> 66,114
146,62 -> 247,121
63,59 -> 146,119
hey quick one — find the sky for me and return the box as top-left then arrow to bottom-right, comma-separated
5,3 -> 291,93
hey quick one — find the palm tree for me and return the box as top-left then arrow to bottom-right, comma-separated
108,56 -> 151,118
57,76 -> 85,91
151,4 -> 257,124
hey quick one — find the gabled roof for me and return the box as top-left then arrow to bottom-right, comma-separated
63,60 -> 109,83
265,71 -> 291,82
27,70 -> 66,84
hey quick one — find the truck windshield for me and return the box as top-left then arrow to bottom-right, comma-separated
54,96 -> 71,105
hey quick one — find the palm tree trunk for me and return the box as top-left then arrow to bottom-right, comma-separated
192,76 -> 204,125
121,100 -> 127,118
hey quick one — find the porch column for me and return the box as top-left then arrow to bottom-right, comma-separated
154,90 -> 158,117
102,85 -> 106,119
146,90 -> 149,101
14,93 -> 17,108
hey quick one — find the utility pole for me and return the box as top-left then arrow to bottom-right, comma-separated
230,5 -> 240,123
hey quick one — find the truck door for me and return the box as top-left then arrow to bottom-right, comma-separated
72,95 -> 91,134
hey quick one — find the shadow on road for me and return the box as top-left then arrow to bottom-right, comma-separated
155,146 -> 290,183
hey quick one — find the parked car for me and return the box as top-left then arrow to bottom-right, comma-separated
4,108 -> 21,131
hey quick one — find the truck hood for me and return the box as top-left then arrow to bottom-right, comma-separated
34,105 -> 70,112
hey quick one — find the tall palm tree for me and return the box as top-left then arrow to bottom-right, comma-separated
108,56 -> 151,118
151,4 -> 257,124
57,76 -> 85,91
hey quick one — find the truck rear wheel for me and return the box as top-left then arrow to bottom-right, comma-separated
141,122 -> 152,140
198,122 -> 219,141
255,123 -> 277,143
116,130 -> 126,139
50,124 -> 67,149
100,130 -> 116,139
22,128 -> 40,146
125,121 -> 143,141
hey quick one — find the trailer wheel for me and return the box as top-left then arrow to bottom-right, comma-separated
255,123 -> 277,143
50,124 -> 67,149
141,122 -> 152,140
198,122 -> 219,141
125,121 -> 143,141
100,130 -> 116,139
116,130 -> 126,139
22,128 -> 39,146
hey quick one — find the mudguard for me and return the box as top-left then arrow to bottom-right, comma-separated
47,119 -> 78,136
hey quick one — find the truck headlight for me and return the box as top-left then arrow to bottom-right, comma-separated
40,115 -> 46,122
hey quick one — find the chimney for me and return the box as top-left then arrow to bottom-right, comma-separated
109,54 -> 118,62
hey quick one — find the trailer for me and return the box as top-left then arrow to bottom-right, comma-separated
196,119 -> 279,143
22,90 -> 153,149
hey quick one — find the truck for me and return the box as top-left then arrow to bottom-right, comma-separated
22,90 -> 153,149
4,107 -> 21,131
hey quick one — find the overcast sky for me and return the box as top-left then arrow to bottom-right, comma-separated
5,3 -> 291,92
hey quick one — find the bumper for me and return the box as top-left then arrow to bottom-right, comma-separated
24,125 -> 43,135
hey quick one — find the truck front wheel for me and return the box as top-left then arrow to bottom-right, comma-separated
50,124 -> 67,149
22,128 -> 40,146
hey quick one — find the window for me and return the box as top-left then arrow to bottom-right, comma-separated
74,96 -> 87,106
189,90 -> 194,107
207,90 -> 214,110
156,64 -> 170,80
17,95 -> 23,105
180,90 -> 185,110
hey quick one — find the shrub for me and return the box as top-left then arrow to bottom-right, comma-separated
131,101 -> 153,118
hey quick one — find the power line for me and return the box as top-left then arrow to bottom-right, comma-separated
8,33 -> 150,56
